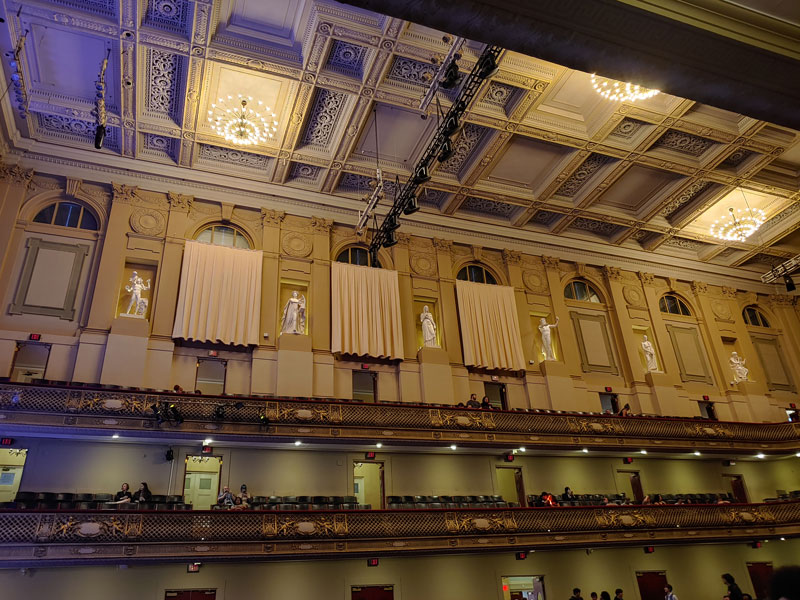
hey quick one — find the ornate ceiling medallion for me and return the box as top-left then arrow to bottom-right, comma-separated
207,94 -> 278,146
591,74 -> 659,102
710,206 -> 765,242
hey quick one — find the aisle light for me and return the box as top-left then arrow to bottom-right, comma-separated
450,444 -> 457,450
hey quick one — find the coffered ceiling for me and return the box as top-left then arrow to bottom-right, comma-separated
2,0 -> 800,277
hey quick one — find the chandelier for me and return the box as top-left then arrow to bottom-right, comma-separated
709,206 -> 766,242
591,74 -> 659,102
207,94 -> 277,146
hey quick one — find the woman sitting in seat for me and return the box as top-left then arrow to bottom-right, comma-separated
134,482 -> 152,503
114,482 -> 132,503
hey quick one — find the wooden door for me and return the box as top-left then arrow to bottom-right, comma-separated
184,457 -> 221,509
352,585 -> 393,600
730,476 -> 749,503
636,572 -> 668,600
630,473 -> 644,503
747,562 -> 772,600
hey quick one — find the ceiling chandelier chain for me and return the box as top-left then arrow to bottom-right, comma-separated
207,93 -> 277,146
591,74 -> 659,102
709,188 -> 766,242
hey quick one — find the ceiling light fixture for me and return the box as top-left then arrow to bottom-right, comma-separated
591,74 -> 659,102
710,206 -> 766,242
207,94 -> 277,146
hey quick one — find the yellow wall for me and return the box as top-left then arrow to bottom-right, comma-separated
0,540 -> 796,600
13,439 -> 800,504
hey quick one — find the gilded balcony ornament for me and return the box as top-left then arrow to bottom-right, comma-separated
593,509 -> 655,528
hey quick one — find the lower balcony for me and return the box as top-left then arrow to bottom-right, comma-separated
0,501 -> 797,567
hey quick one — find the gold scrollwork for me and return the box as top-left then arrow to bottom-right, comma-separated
594,509 -> 656,528
446,511 -> 517,533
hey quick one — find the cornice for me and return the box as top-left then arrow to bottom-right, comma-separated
4,146 -> 785,293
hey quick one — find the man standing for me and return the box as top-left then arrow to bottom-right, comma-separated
615,589 -> 624,600
665,584 -> 678,600
570,589 -> 584,600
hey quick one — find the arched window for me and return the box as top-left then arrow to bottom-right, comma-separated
659,294 -> 692,316
457,264 -> 497,285
742,305 -> 770,328
564,280 -> 601,303
196,224 -> 251,249
33,201 -> 98,231
336,246 -> 380,268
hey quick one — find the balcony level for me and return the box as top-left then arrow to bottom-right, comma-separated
1,382 -> 798,454
0,500 -> 797,567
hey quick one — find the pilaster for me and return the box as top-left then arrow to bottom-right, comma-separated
433,238 -> 462,365
309,217 -> 332,352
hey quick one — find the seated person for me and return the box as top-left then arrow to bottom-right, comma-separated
466,394 -> 481,409
715,493 -> 730,504
539,491 -> 557,507
238,484 -> 251,505
217,485 -> 235,507
653,494 -> 667,505
641,495 -> 652,505
231,496 -> 247,510
562,486 -> 576,501
617,403 -> 632,416
480,396 -> 492,409
134,482 -> 152,503
172,384 -> 185,394
114,482 -> 132,503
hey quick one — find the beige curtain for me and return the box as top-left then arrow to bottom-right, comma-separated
172,241 -> 262,346
456,280 -> 526,370
331,261 -> 404,359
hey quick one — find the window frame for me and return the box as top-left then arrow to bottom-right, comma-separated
564,279 -> 602,304
32,201 -> 99,231
336,246 -> 381,268
456,264 -> 498,285
658,293 -> 692,316
195,223 -> 252,249
742,305 -> 771,328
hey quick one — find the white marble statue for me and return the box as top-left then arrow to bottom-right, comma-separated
420,305 -> 438,348
642,335 -> 658,372
730,351 -> 749,384
538,316 -> 559,361
280,291 -> 306,335
124,271 -> 151,316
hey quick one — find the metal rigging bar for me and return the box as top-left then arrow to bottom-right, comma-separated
368,44 -> 503,256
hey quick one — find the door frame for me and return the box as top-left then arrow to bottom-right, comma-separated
195,358 -> 228,395
352,459 -> 385,509
12,341 -> 52,381
616,469 -> 643,502
722,473 -> 749,503
183,455 -> 223,506
495,465 -> 526,507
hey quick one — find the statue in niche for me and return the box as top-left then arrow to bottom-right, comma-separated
420,305 -> 439,348
123,271 -> 151,317
642,335 -> 658,372
280,291 -> 306,335
729,351 -> 750,384
538,316 -> 559,361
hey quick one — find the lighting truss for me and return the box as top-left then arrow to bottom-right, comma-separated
369,44 -> 503,254
761,254 -> 800,284
356,168 -> 384,233
418,36 -> 465,112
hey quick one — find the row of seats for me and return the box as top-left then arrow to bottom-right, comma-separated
14,491 -> 184,503
3,501 -> 192,511
764,490 -> 800,503
214,503 -> 371,510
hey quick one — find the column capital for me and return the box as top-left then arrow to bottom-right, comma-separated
261,208 -> 285,226
721,286 -> 737,298
542,255 -> 560,270
638,271 -> 655,286
112,182 -> 139,204
691,280 -> 708,295
167,191 -> 193,212
0,163 -> 34,188
433,238 -> 453,252
603,265 -> 622,281
502,248 -> 522,266
310,216 -> 333,234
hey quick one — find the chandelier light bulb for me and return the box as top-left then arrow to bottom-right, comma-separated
207,93 -> 278,146
591,74 -> 659,102
709,206 -> 766,242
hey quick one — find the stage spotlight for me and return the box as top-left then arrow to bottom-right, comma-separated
94,124 -> 106,150
441,114 -> 461,138
403,194 -> 420,215
439,60 -> 461,89
784,274 -> 796,292
385,213 -> 401,231
258,414 -> 270,427
412,165 -> 431,185
150,403 -> 165,425
477,54 -> 499,79
234,401 -> 244,410
212,405 -> 225,422
383,230 -> 398,248
437,138 -> 454,162
168,403 -> 184,425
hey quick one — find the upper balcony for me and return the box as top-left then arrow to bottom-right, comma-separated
1,382 -> 798,454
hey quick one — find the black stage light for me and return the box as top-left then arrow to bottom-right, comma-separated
94,124 -> 106,150
385,213 -> 401,231
258,414 -> 270,427
437,138 -> 454,162
168,403 -> 184,425
412,165 -> 431,185
784,274 -> 796,292
383,230 -> 398,248
150,403 -> 164,425
441,114 -> 461,138
439,60 -> 461,89
234,401 -> 244,410
165,448 -> 174,461
477,54 -> 499,79
212,405 -> 225,422
403,194 -> 420,215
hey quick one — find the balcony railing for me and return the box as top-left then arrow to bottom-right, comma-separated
0,501 -> 797,566
1,382 -> 798,452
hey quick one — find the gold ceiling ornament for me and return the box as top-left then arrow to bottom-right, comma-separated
591,74 -> 659,102
207,94 -> 278,146
709,206 -> 766,242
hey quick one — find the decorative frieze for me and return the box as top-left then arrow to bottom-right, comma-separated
310,216 -> 333,233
